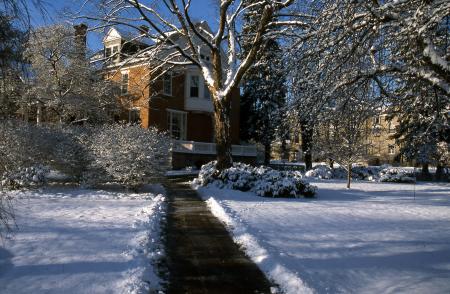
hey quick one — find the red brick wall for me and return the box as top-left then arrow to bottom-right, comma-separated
107,66 -> 241,145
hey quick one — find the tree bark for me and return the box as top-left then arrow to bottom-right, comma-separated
213,93 -> 233,170
347,163 -> 352,189
436,164 -> 443,180
264,143 -> 271,165
422,163 -> 429,174
328,158 -> 334,169
301,121 -> 313,170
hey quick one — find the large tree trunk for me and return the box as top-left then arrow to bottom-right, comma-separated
436,164 -> 443,180
422,163 -> 429,174
264,143 -> 271,165
213,93 -> 233,170
347,163 -> 352,189
301,121 -> 313,170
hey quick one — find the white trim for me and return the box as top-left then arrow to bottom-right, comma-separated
166,108 -> 187,114
167,109 -> 187,140
172,140 -> 257,157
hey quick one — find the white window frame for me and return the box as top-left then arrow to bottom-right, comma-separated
189,75 -> 199,98
187,72 -> 211,100
167,109 -> 187,140
388,145 -> 395,155
129,107 -> 140,125
373,116 -> 381,125
121,71 -> 129,95
163,72 -> 172,96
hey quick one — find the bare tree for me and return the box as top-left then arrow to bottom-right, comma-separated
315,88 -> 374,189
25,24 -> 120,124
78,0 -> 305,169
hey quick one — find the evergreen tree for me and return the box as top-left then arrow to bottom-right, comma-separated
0,13 -> 26,119
391,80 -> 449,176
240,2 -> 286,164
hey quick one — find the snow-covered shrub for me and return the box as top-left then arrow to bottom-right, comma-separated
379,168 -> 416,183
305,165 -> 381,181
305,164 -> 333,179
1,165 -> 50,189
0,120 -> 52,178
0,120 -> 59,191
353,166 -> 381,181
194,161 -> 316,198
86,124 -> 171,189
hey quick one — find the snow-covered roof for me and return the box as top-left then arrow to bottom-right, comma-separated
103,27 -> 154,47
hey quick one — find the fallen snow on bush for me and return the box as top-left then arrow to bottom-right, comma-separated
195,180 -> 450,294
194,161 -> 316,198
1,165 -> 50,190
379,167 -> 416,183
304,164 -> 333,179
0,187 -> 166,293
305,165 -> 417,183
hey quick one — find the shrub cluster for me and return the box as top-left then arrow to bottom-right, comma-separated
1,165 -> 49,190
194,161 -> 317,198
304,164 -> 416,183
0,120 -> 171,190
379,168 -> 416,183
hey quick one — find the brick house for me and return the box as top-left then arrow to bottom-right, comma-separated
96,25 -> 256,169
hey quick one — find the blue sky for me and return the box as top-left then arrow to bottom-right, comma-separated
28,0 -> 219,51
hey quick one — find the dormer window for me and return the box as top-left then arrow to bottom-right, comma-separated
105,45 -> 120,62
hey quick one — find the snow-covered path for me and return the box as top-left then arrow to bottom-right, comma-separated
0,188 -> 166,294
197,180 -> 450,294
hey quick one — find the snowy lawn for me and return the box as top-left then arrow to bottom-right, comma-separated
0,186 -> 166,294
196,180 -> 450,294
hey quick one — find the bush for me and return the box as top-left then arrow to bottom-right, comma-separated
194,161 -> 317,198
0,120 -> 52,177
1,165 -> 49,190
86,124 -> 171,189
379,168 -> 416,183
0,121 -> 171,190
305,164 -> 381,181
304,164 -> 333,179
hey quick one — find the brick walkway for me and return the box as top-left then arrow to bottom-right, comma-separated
164,178 -> 273,293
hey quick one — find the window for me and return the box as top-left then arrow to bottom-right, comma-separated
167,110 -> 187,140
112,46 -> 120,62
204,83 -> 210,99
190,75 -> 199,97
163,73 -> 172,95
105,47 -> 112,58
372,125 -> 381,137
388,145 -> 395,155
388,122 -> 396,133
373,116 -> 380,125
129,108 -> 140,124
121,72 -> 129,95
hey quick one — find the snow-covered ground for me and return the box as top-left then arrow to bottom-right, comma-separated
196,180 -> 450,294
0,187 -> 166,294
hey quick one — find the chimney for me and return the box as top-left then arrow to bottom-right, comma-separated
74,23 -> 88,56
